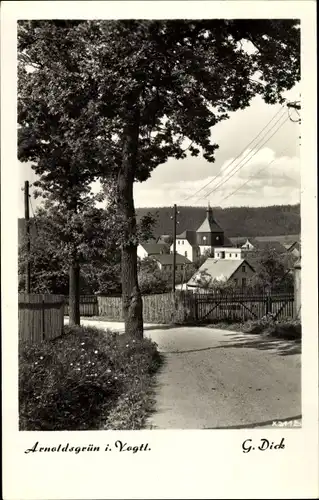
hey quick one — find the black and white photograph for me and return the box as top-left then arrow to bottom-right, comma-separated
1,1 -> 318,499
17,15 -> 302,432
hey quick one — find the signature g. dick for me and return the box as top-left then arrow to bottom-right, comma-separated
242,438 -> 285,453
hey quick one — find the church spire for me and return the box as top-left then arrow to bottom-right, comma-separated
206,202 -> 213,220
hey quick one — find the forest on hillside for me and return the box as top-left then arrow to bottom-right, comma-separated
18,203 -> 300,244
136,204 -> 301,239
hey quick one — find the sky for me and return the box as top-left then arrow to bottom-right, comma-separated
18,84 -> 300,218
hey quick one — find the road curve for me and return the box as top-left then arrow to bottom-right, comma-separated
144,326 -> 301,429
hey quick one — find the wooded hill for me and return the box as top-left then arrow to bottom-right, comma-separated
136,204 -> 300,239
18,203 -> 300,244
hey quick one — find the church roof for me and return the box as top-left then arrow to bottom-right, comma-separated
196,208 -> 224,234
176,230 -> 197,246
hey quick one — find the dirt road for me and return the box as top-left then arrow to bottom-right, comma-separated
144,326 -> 301,429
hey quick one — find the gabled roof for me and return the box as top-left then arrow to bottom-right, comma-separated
152,254 -> 191,265
229,237 -> 251,246
223,235 -> 234,247
140,243 -> 168,255
187,258 -> 254,287
196,207 -> 224,234
157,234 -> 171,243
175,230 -> 197,246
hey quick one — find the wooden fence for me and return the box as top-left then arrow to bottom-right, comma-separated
96,290 -> 294,324
64,295 -> 98,317
193,291 -> 294,323
97,293 -> 185,323
19,293 -> 65,343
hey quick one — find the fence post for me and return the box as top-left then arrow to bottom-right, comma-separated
194,293 -> 198,321
266,288 -> 272,315
294,258 -> 301,319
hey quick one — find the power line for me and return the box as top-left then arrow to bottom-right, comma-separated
198,112 -> 289,202
218,145 -> 292,206
183,105 -> 286,202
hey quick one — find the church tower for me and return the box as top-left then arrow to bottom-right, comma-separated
196,204 -> 224,253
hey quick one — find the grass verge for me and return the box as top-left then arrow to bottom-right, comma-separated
19,325 -> 163,431
206,316 -> 301,341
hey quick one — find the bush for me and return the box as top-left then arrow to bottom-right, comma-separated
268,320 -> 301,340
242,314 -> 301,340
19,326 -> 162,431
242,313 -> 277,334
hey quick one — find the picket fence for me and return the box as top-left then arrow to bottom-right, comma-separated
97,293 -> 184,324
64,295 -> 98,317
19,293 -> 65,343
193,291 -> 294,322
96,289 -> 295,324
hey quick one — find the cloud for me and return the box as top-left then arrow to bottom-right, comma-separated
134,147 -> 300,208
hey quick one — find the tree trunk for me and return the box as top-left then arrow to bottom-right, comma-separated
118,106 -> 143,338
69,260 -> 80,326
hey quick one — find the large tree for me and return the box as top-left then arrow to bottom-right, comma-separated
18,204 -> 123,297
18,19 -> 300,337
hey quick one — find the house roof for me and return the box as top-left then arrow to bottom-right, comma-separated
229,237 -> 252,246
152,253 -> 191,265
187,258 -> 254,286
223,235 -> 234,247
176,230 -> 198,246
196,208 -> 224,234
157,234 -> 171,243
140,243 -> 168,255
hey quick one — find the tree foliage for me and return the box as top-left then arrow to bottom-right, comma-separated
18,204 -> 122,294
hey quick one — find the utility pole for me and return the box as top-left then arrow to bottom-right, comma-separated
24,180 -> 31,293
171,204 -> 178,292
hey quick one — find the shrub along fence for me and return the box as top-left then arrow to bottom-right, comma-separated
19,293 -> 65,343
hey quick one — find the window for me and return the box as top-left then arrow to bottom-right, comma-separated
203,236 -> 207,241
217,253 -> 220,257
230,253 -> 232,257
235,253 -> 238,258
185,251 -> 187,257
216,236 -> 219,241
242,265 -> 246,273
182,240 -> 184,245
242,278 -> 247,287
234,278 -> 238,286
177,240 -> 180,245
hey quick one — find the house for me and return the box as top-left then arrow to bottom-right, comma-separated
157,234 -> 172,244
229,237 -> 256,250
187,258 -> 255,290
152,253 -> 191,272
213,247 -> 243,260
170,230 -> 200,263
137,243 -> 169,260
